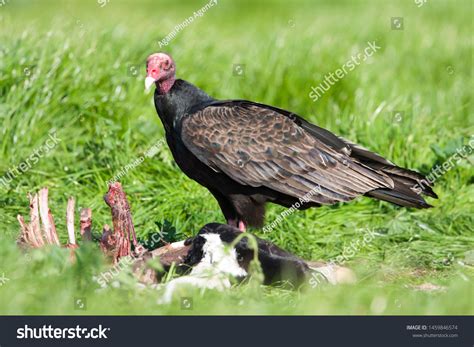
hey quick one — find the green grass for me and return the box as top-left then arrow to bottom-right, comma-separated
0,0 -> 472,315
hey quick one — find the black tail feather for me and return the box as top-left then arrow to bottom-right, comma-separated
337,136 -> 437,208
366,170 -> 435,208
367,187 -> 432,208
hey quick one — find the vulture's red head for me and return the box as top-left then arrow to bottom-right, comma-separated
145,52 -> 176,94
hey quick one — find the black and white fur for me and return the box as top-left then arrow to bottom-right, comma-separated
157,223 -> 327,303
184,223 -> 312,286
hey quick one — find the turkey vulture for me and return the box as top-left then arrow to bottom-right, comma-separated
145,53 -> 437,231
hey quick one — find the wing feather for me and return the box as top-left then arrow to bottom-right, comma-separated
181,103 -> 393,205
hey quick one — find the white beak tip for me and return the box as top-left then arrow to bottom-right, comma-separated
145,76 -> 156,92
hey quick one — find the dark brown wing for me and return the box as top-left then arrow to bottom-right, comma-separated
181,103 -> 394,205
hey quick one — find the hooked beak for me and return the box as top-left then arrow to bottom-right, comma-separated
145,76 -> 156,92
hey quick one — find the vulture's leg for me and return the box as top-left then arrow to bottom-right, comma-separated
210,189 -> 240,228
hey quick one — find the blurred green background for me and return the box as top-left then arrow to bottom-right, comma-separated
0,0 -> 472,314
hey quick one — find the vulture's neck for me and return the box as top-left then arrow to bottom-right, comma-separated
154,79 -> 214,133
